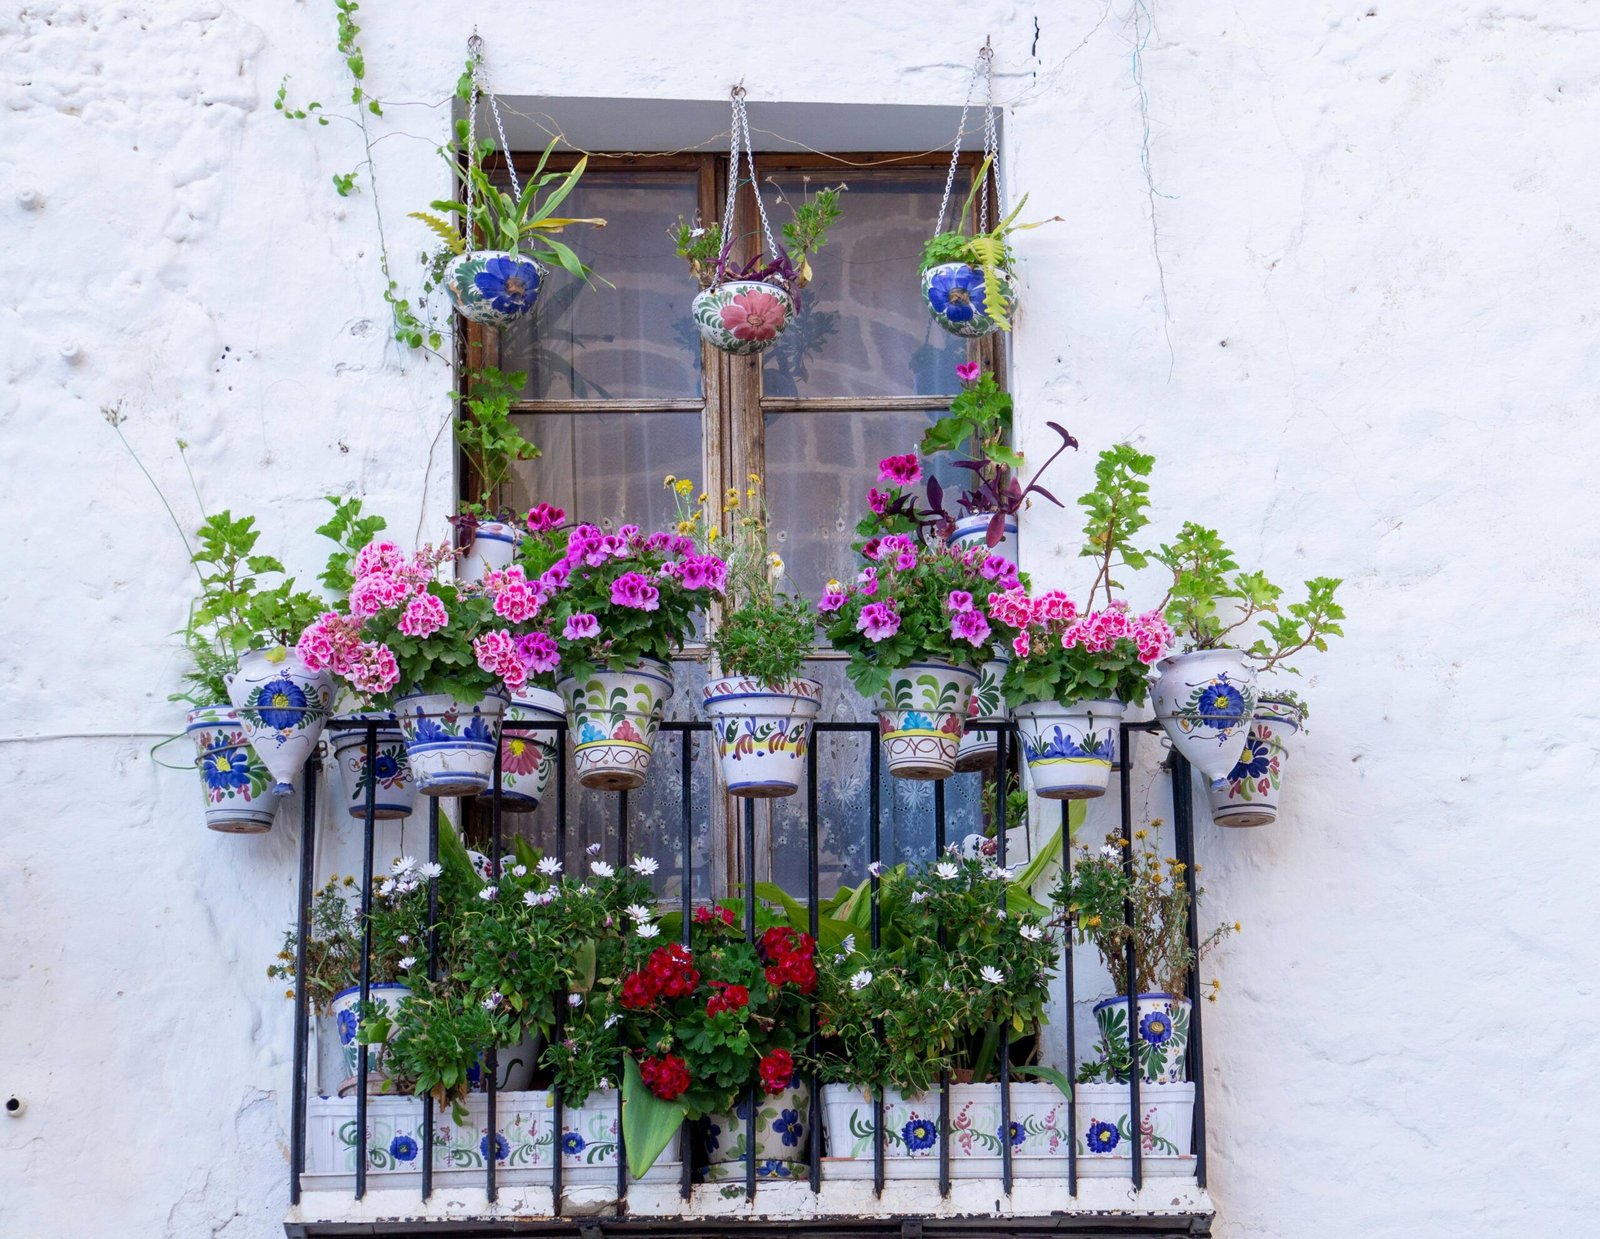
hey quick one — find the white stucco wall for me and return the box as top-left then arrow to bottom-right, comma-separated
3,2 -> 1598,1236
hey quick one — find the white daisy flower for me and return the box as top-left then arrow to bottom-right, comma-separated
985,864 -> 1014,882
524,889 -> 555,907
378,878 -> 396,896
591,860 -> 615,878
511,864 -> 527,877
910,890 -> 928,904
850,969 -> 873,990
625,903 -> 654,923
979,965 -> 1005,985
1019,923 -> 1045,942
1100,843 -> 1122,861
482,991 -> 502,1010
840,934 -> 856,956
586,842 -> 603,856
392,856 -> 417,875
867,861 -> 883,878
397,934 -> 411,946
479,885 -> 497,901
935,861 -> 959,880
398,955 -> 417,970
537,857 -> 563,876
417,862 -> 443,880
604,1014 -> 620,1030
568,993 -> 584,1007
631,855 -> 659,875
636,922 -> 661,939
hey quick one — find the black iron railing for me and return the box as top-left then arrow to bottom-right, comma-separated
288,716 -> 1206,1210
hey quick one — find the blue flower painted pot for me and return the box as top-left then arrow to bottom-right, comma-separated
1206,695 -> 1302,828
954,655 -> 1010,773
702,1084 -> 809,1181
186,705 -> 277,833
702,675 -> 823,799
393,690 -> 510,797
947,513 -> 1019,568
1150,649 -> 1259,780
921,262 -> 1015,338
1091,993 -> 1193,1084
1012,698 -> 1126,800
558,658 -> 674,792
820,1083 -> 1071,1167
329,982 -> 412,1083
225,646 -> 334,798
1074,1082 -> 1194,1161
444,250 -> 545,327
457,519 -> 522,586
331,713 -> 416,821
875,661 -> 980,781
479,688 -> 563,812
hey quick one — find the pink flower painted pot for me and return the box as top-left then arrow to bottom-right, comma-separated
703,676 -> 823,798
875,661 -> 980,781
691,280 -> 795,355
479,688 -> 564,812
1206,696 -> 1303,827
558,659 -> 674,792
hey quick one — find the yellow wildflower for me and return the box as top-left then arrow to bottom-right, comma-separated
676,519 -> 697,536
697,492 -> 708,506
725,488 -> 741,509
748,472 -> 761,484
675,478 -> 694,497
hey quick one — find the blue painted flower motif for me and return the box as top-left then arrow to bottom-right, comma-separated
1195,678 -> 1248,729
473,256 -> 542,316
411,716 -> 451,745
372,751 -> 401,783
578,721 -> 607,744
462,713 -> 495,744
1086,1120 -> 1120,1153
203,747 -> 253,793
901,1117 -> 938,1152
705,1122 -> 721,1153
389,1134 -> 418,1162
1226,734 -> 1271,781
562,1132 -> 585,1156
899,710 -> 934,731
1139,1010 -> 1174,1046
757,1158 -> 793,1178
774,1109 -> 803,1148
1024,726 -> 1114,763
733,1098 -> 752,1122
480,1131 -> 510,1162
927,264 -> 988,323
251,676 -> 309,731
1001,1120 -> 1026,1148
336,1007 -> 358,1045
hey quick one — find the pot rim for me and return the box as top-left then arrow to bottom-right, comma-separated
1091,991 -> 1191,1011
331,981 -> 412,1003
697,278 -> 796,306
1011,697 -> 1126,717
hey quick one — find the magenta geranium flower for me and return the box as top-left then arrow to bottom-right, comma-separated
610,572 -> 662,611
818,589 -> 848,613
877,454 -> 922,487
947,590 -> 974,613
956,362 -> 981,383
563,613 -> 600,640
951,610 -> 992,647
857,601 -> 901,642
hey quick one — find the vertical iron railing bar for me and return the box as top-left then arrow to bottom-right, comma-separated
486,742 -> 504,1204
680,734 -> 695,1202
868,739 -> 884,1198
1170,751 -> 1207,1188
617,789 -> 630,1205
806,740 -> 822,1195
1060,799 -> 1077,1198
423,797 -> 441,1202
933,777 -> 951,1200
289,756 -> 318,1206
743,795 -> 757,1203
995,725 -> 1012,1196
1118,722 -> 1142,1191
552,725 -> 568,1216
354,721 -> 378,1200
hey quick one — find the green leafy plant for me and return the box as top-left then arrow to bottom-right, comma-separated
316,496 -> 388,597
453,366 -> 539,520
1079,445 -> 1155,610
669,181 -> 845,296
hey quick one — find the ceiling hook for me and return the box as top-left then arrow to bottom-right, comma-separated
980,34 -> 994,60
467,29 -> 484,58
730,82 -> 747,100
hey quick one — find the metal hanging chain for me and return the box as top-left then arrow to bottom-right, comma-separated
464,32 -> 522,239
722,86 -> 779,265
934,39 -> 1000,237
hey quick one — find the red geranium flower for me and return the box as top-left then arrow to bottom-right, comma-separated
620,972 -> 657,1009
758,1049 -> 794,1096
719,288 -> 787,342
706,982 -> 750,1017
694,905 -> 736,927
640,1054 -> 691,1101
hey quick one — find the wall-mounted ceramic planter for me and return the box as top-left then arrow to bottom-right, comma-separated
820,1082 -> 1072,1167
1206,695 -> 1303,827
186,705 -> 276,833
457,519 -> 522,586
703,675 -> 822,798
225,645 -> 333,797
1150,649 -> 1259,781
702,1084 -> 810,1182
393,690 -> 510,797
922,262 -> 1014,338
559,658 -> 674,791
1011,699 -> 1125,800
1091,993 -> 1193,1085
875,661 -> 980,780
947,513 -> 1019,568
953,656 -> 1009,773
329,982 -> 411,1085
1074,1082 -> 1194,1162
482,688 -> 563,812
330,713 -> 415,821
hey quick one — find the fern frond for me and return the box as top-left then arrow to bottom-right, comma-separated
409,211 -> 465,255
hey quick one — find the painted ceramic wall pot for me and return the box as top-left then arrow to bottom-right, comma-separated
456,519 -> 521,586
875,661 -> 980,780
330,713 -> 415,821
392,690 -> 510,797
922,262 -> 1015,337
1149,648 -> 1259,780
1206,695 -> 1303,827
1011,699 -> 1125,800
953,656 -> 1009,773
186,705 -> 277,833
1073,1082 -> 1194,1161
305,1090 -> 555,1177
329,982 -> 412,1084
947,513 -> 1019,568
702,675 -> 823,798
559,658 -> 674,791
467,1027 -> 542,1093
1091,993 -> 1193,1084
820,1083 -> 1072,1166
225,645 -> 334,797
702,1084 -> 810,1181
691,281 -> 795,355
481,688 -> 564,812
444,250 -> 545,328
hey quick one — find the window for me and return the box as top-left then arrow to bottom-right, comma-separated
465,149 -> 1005,896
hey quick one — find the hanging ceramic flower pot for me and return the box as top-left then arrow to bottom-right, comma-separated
875,661 -> 980,781
691,280 -> 795,355
330,982 -> 412,1083
225,646 -> 334,798
1206,695 -> 1303,828
1149,648 -> 1259,781
558,658 -> 674,792
702,676 -> 823,798
392,690 -> 510,797
481,687 -> 564,812
702,1084 -> 810,1182
330,713 -> 416,821
922,262 -> 1014,338
1092,993 -> 1193,1084
1011,699 -> 1125,800
186,705 -> 276,833
947,512 -> 1019,568
457,518 -> 522,586
953,656 -> 1009,773
444,250 -> 545,328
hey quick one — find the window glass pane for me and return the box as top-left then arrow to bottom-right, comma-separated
761,170 -> 969,400
500,170 -> 703,400
763,408 -> 959,602
508,411 -> 700,531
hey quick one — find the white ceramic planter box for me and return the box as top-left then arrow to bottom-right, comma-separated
1073,1082 -> 1195,1164
305,1091 -> 554,1176
821,1083 -> 1073,1169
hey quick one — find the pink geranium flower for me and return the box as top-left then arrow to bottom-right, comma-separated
857,601 -> 901,642
399,591 -> 449,638
720,288 -> 787,342
818,589 -> 848,613
515,631 -> 560,675
951,610 -> 992,647
947,590 -> 974,613
610,571 -> 662,611
877,454 -> 922,487
525,502 -> 565,533
563,613 -> 600,640
956,362 -> 981,383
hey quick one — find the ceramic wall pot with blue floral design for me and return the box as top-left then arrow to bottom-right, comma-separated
1074,1082 -> 1194,1164
457,519 -> 522,586
1206,695 -> 1303,828
702,675 -> 823,798
331,713 -> 416,821
947,512 -> 1020,568
444,250 -> 545,327
954,656 -> 1010,773
479,688 -> 563,812
1149,648 -> 1259,781
225,645 -> 335,798
876,661 -> 980,781
329,982 -> 412,1085
558,658 -> 674,792
701,1084 -> 809,1181
1091,993 -> 1193,1084
1011,698 -> 1125,800
691,280 -> 795,355
820,1083 -> 1072,1169
186,705 -> 277,833
306,1090 -> 554,1177
393,690 -> 510,797
922,262 -> 1015,337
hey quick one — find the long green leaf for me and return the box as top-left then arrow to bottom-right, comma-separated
527,155 -> 588,223
1012,1063 -> 1073,1099
622,1057 -> 686,1179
